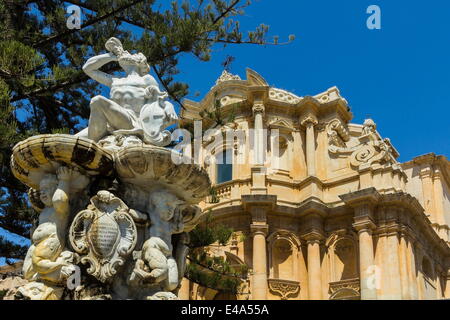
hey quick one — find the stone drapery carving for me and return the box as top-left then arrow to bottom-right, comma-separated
10,38 -> 211,300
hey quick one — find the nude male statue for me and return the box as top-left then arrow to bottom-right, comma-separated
76,37 -> 178,146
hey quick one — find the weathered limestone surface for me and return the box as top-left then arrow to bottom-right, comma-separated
179,69 -> 450,300
9,38 -> 210,300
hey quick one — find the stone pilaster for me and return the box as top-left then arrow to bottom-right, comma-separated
382,207 -> 403,299
300,113 -> 318,177
406,237 -> 419,300
419,167 -> 436,223
354,221 -> 377,300
252,103 -> 265,166
340,188 -> 380,300
433,169 -> 446,226
242,195 -> 276,300
445,270 -> 450,299
250,223 -> 269,300
303,232 -> 324,300
398,227 -> 411,299
178,277 -> 190,300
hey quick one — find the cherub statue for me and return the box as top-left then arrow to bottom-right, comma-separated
76,37 -> 178,147
129,191 -> 185,292
19,166 -> 88,300
362,118 -> 377,135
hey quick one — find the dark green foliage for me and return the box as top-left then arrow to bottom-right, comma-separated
0,289 -> 8,300
186,212 -> 248,294
188,211 -> 233,247
0,236 -> 28,263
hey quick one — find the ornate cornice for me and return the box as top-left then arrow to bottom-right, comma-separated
339,187 -> 381,208
268,88 -> 301,105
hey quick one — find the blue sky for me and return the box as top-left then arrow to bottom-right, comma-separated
173,0 -> 450,163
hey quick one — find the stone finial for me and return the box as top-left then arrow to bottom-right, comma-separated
215,70 -> 241,85
362,118 -> 377,135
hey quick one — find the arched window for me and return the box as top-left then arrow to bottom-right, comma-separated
216,149 -> 232,184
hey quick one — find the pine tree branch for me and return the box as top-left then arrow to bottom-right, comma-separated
212,0 -> 240,24
33,0 -> 146,48
186,255 -> 247,280
151,65 -> 186,110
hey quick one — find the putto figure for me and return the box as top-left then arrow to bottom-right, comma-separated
19,167 -> 87,300
77,37 -> 178,147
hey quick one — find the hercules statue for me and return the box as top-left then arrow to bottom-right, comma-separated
76,37 -> 178,147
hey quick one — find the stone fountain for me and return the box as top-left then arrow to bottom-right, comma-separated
10,37 -> 210,300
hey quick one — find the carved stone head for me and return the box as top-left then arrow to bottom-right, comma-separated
118,52 -> 150,76
149,191 -> 184,222
362,118 -> 377,135
39,174 -> 58,207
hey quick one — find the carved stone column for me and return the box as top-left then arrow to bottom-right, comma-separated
305,234 -> 323,300
384,207 -> 403,299
353,220 -> 377,300
415,243 -> 425,299
419,167 -> 436,223
243,195 -> 276,300
340,188 -> 380,300
406,237 -> 419,300
433,169 -> 446,227
251,223 -> 269,300
398,227 -> 411,299
253,103 -> 265,166
178,277 -> 190,300
445,270 -> 450,299
301,114 -> 318,177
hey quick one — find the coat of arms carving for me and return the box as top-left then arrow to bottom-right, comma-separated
69,191 -> 138,282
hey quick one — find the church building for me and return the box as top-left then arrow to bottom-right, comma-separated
178,69 -> 450,300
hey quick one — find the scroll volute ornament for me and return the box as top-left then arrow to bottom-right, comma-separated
327,119 -> 350,149
327,118 -> 396,169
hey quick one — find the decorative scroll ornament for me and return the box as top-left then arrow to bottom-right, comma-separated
69,191 -> 137,283
215,70 -> 241,85
268,279 -> 300,300
328,118 -> 396,169
327,119 -> 350,148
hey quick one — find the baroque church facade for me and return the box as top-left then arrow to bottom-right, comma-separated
177,69 -> 450,300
